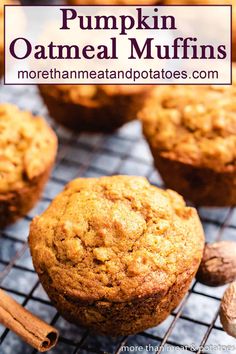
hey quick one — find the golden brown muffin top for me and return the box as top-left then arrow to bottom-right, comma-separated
40,84 -> 152,107
0,104 -> 57,193
29,175 -> 204,302
140,68 -> 236,172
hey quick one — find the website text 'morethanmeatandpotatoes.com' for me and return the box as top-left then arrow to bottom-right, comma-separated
17,67 -> 220,83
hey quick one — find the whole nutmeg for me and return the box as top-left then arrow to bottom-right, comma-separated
196,241 -> 236,287
220,281 -> 236,339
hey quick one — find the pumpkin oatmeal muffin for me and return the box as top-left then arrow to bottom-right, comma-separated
29,175 -> 204,336
0,104 -> 57,228
39,85 -> 152,133
139,67 -> 236,206
162,0 -> 236,61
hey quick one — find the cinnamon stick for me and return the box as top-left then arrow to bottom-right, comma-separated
0,289 -> 59,352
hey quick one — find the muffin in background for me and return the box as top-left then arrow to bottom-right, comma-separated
162,0 -> 236,61
139,66 -> 236,206
39,85 -> 152,133
29,175 -> 204,336
0,104 -> 57,227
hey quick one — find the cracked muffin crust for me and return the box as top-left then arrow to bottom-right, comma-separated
0,104 -> 57,227
162,0 -> 236,61
29,175 -> 204,336
139,66 -> 236,206
39,85 -> 152,133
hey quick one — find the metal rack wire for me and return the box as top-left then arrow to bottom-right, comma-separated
0,83 -> 236,354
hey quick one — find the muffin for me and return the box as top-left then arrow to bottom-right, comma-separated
29,175 -> 204,336
39,85 -> 152,133
0,104 -> 57,228
139,67 -> 236,206
162,0 -> 236,61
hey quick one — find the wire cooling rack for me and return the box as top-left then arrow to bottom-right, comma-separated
1,84 -> 236,354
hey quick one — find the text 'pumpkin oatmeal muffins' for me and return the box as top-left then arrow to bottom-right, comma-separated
39,85 -> 152,133
0,104 -> 57,228
29,175 -> 204,336
162,0 -> 236,61
139,66 -> 236,206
